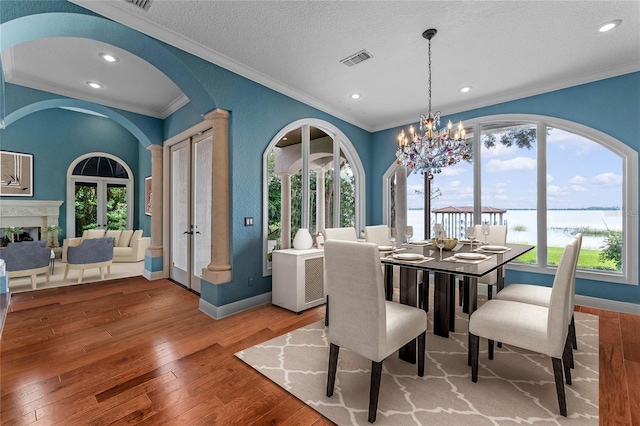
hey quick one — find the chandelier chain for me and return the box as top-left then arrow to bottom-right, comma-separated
428,37 -> 432,115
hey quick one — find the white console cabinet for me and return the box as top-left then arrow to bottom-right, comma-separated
272,248 -> 325,313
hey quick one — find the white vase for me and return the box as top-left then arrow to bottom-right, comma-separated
293,228 -> 313,250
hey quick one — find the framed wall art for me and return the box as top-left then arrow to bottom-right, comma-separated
145,176 -> 152,216
0,151 -> 33,197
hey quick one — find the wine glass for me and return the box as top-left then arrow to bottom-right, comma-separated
467,226 -> 477,251
404,226 -> 414,243
481,223 -> 491,244
389,228 -> 397,248
436,230 -> 446,260
434,223 -> 443,238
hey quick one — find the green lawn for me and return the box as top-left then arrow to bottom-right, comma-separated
513,245 -> 619,271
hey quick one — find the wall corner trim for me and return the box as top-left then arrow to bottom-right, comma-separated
198,292 -> 272,320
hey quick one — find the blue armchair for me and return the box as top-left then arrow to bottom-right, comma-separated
0,241 -> 51,289
64,237 -> 114,283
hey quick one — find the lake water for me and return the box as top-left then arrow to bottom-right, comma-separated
407,209 -> 622,250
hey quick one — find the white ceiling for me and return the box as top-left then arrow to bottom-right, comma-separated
8,1 -> 640,131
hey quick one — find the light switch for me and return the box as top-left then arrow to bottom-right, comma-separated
244,217 -> 253,226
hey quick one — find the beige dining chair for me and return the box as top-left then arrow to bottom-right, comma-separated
458,225 -> 507,309
324,239 -> 427,423
469,237 -> 579,417
495,234 -> 583,359
322,227 -> 358,326
324,227 -> 358,242
364,225 -> 391,246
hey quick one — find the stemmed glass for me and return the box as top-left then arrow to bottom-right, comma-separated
481,223 -> 491,245
434,223 -> 443,238
389,228 -> 397,248
467,226 -> 477,252
404,226 -> 414,243
436,230 -> 447,260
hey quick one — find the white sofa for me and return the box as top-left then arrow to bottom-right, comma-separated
62,229 -> 150,263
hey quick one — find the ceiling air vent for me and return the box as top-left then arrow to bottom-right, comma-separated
124,0 -> 153,11
340,50 -> 372,67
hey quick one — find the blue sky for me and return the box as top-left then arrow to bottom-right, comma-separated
406,128 -> 622,210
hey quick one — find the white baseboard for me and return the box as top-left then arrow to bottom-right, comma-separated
574,294 -> 640,315
199,292 -> 272,320
143,270 -> 164,281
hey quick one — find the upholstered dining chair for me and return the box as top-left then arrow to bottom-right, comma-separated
322,227 -> 358,326
364,225 -> 391,246
324,240 -> 427,423
324,227 -> 358,242
468,237 -> 579,417
495,234 -> 583,357
458,225 -> 507,309
365,225 -> 428,310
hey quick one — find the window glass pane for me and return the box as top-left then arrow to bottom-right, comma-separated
338,152 -> 355,228
546,127 -> 623,272
309,127 -> 333,235
481,123 -> 537,264
75,182 -> 97,237
106,183 -> 127,230
268,128 -> 302,249
429,128 -> 474,239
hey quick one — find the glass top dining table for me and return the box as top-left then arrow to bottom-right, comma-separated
380,241 -> 534,363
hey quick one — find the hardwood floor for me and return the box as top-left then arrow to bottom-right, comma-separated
0,277 -> 637,425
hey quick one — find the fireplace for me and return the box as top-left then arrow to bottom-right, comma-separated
0,200 -> 63,246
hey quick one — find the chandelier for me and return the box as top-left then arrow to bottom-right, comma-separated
396,28 -> 470,176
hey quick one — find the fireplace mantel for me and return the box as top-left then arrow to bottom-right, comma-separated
0,200 -> 64,229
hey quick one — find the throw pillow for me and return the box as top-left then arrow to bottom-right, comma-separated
105,230 -> 122,246
84,229 -> 106,240
130,230 -> 143,246
118,230 -> 134,247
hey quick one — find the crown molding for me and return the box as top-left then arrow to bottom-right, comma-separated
160,93 -> 189,119
374,62 -> 640,133
68,0 -> 372,131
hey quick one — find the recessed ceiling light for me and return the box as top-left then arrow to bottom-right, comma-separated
86,81 -> 103,89
459,86 -> 472,93
598,20 -> 621,33
282,137 -> 288,141
99,52 -> 119,62
350,93 -> 361,100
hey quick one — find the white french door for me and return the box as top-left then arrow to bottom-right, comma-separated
169,131 -> 213,293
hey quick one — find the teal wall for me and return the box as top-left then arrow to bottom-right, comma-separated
370,72 -> 640,305
2,1 -> 637,309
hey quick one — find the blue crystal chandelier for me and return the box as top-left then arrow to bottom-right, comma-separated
396,29 -> 471,176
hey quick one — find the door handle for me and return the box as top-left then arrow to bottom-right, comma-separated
183,231 -> 193,235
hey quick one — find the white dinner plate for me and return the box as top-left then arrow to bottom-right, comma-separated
377,245 -> 394,251
454,253 -> 487,260
409,240 -> 431,245
482,245 -> 508,251
458,238 -> 471,243
392,253 -> 423,261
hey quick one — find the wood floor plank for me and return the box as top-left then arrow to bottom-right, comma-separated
1,277 -> 636,425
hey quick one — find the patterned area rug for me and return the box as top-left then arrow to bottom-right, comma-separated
236,303 -> 599,425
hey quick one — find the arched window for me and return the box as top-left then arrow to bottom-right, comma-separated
263,119 -> 365,275
66,153 -> 134,237
385,114 -> 638,285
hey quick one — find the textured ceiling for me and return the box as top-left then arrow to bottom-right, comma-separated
16,1 -> 640,131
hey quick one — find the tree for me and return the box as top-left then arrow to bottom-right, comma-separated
599,222 -> 622,270
482,126 -> 536,150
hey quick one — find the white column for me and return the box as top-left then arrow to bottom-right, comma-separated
280,173 -> 292,249
395,166 -> 408,240
315,169 -> 325,233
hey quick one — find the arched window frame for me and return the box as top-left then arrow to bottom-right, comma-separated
384,114 -> 638,285
66,152 -> 134,237
262,118 -> 366,276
